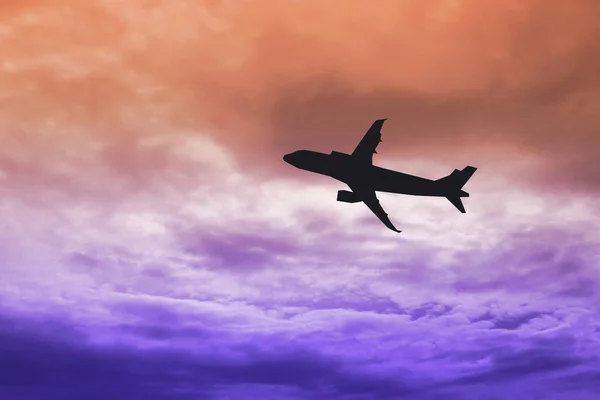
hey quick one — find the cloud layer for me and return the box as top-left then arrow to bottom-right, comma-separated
1,1 -> 599,399
1,0 -> 599,191
2,135 -> 600,398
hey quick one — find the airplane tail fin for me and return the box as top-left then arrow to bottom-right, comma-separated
435,166 -> 477,213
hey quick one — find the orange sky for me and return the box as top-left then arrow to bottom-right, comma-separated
1,0 -> 599,194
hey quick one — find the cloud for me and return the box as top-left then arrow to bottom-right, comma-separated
451,335 -> 588,385
2,136 -> 598,322
450,225 -> 600,300
3,300 -> 598,400
1,106 -> 599,399
1,0 -> 599,194
473,310 -> 549,330
0,313 -> 419,400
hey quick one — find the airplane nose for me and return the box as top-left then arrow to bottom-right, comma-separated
283,153 -> 292,163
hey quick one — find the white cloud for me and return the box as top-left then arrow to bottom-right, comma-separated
1,136 -> 598,359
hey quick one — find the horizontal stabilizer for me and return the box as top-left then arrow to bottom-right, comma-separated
446,196 -> 466,213
437,166 -> 476,213
337,190 -> 361,203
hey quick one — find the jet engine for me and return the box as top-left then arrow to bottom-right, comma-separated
337,190 -> 361,203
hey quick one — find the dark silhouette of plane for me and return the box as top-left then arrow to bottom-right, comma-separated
283,119 -> 477,233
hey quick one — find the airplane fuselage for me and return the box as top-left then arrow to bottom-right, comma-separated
282,118 -> 476,232
283,150 -> 447,197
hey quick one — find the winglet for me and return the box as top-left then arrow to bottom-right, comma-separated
381,209 -> 401,233
383,220 -> 402,233
371,118 -> 387,130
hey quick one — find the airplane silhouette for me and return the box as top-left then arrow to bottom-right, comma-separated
283,119 -> 477,232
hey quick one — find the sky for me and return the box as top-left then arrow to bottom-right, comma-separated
1,0 -> 599,399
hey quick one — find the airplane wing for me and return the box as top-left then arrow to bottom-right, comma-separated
362,195 -> 401,233
351,119 -> 386,164
349,184 -> 401,233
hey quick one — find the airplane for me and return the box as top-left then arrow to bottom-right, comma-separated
283,119 -> 477,233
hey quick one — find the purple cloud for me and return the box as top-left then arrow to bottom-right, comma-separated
2,146 -> 600,399
0,313 -> 422,400
2,306 -> 598,400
